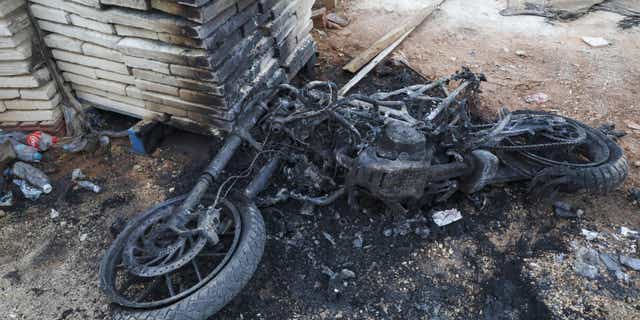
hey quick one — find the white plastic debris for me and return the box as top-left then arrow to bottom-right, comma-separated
620,226 -> 639,238
581,229 -> 599,241
79,233 -> 88,242
77,180 -> 101,193
581,36 -> 609,48
50,208 -> 60,219
524,92 -> 549,104
71,168 -> 85,181
432,209 -> 463,227
13,179 -> 43,200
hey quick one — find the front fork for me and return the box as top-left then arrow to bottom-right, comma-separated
169,101 -> 276,229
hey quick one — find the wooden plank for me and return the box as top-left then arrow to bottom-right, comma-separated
342,0 -> 445,73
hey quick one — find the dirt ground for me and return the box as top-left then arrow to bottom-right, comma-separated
1,0 -> 640,319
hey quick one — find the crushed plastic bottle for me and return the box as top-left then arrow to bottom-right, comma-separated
77,180 -> 101,193
26,131 -> 59,151
7,161 -> 52,194
62,137 -> 88,153
0,191 -> 13,206
12,143 -> 42,162
13,179 -> 43,200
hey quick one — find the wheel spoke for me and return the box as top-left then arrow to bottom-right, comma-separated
165,274 -> 175,297
192,259 -> 202,281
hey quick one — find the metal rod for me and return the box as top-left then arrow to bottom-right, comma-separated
244,157 -> 282,200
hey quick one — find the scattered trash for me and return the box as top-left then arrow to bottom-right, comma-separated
0,141 -> 16,170
322,265 -> 356,298
7,162 -> 52,194
599,252 -> 622,272
25,131 -> 58,151
432,209 -> 463,227
71,168 -> 101,193
0,191 -> 13,207
322,232 -> 336,246
13,179 -> 43,200
50,209 -> 60,219
515,50 -> 527,57
553,201 -> 584,219
524,92 -> 550,104
12,143 -> 42,162
581,229 -> 599,241
619,255 -> 640,271
581,36 -> 610,48
573,247 -> 600,279
79,233 -> 88,242
383,228 -> 393,237
619,226 -> 639,239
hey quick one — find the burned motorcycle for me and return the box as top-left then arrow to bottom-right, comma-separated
99,69 -> 628,320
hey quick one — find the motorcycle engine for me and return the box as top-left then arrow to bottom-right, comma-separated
347,121 -> 433,202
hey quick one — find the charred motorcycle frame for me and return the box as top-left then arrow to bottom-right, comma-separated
99,69 -> 628,320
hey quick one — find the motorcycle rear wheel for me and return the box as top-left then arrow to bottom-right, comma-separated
500,110 -> 628,194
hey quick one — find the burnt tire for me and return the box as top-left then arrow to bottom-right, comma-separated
503,110 -> 629,194
104,199 -> 266,320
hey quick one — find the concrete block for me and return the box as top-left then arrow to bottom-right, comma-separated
0,0 -> 24,17
0,59 -> 32,76
56,61 -> 98,79
82,42 -> 124,62
0,108 -> 61,122
124,55 -> 170,74
72,84 -> 146,107
132,68 -> 223,94
0,39 -> 31,60
19,81 -> 58,100
0,9 -> 30,37
0,27 -> 32,48
0,67 -> 50,88
5,94 -> 62,110
70,14 -> 115,34
29,4 -> 71,24
117,37 -> 209,67
95,69 -> 136,85
135,79 -> 179,96
100,0 -> 151,10
52,49 -> 129,74
0,89 -> 20,99
38,20 -> 122,49
63,72 -> 127,95
44,33 -> 83,53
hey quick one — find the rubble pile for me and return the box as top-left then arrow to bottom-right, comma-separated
28,0 -> 316,131
0,0 -> 64,130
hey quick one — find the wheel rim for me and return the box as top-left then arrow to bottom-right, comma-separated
101,196 -> 242,308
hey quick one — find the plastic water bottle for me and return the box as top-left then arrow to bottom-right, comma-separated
12,143 -> 43,162
0,131 -> 26,144
26,131 -> 59,151
7,161 -> 52,194
13,179 -> 43,200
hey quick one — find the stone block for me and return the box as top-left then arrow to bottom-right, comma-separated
52,49 -> 129,74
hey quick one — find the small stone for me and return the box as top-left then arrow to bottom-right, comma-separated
340,269 -> 356,279
620,255 -> 640,271
615,270 -> 630,283
515,50 -> 527,57
0,210 -> 5,218
169,187 -> 175,193
383,229 -> 393,237
50,209 -> 60,219
432,209 -> 462,227
554,201 -> 582,219
352,232 -> 363,248
581,229 -> 599,241
634,161 -> 640,168
625,120 -> 640,131
524,92 -> 549,104
79,233 -> 88,242
582,36 -> 610,48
